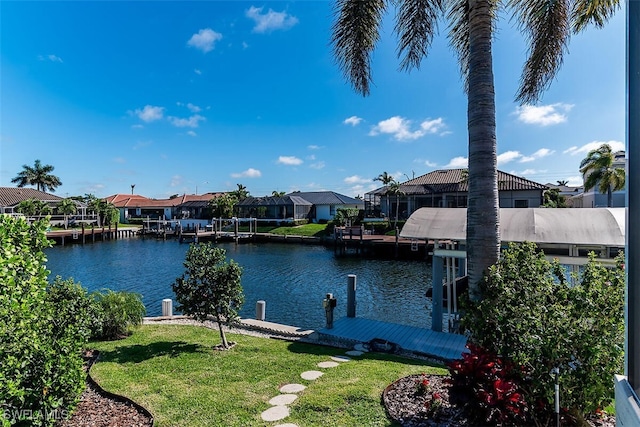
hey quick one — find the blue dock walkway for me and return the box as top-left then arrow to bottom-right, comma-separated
317,317 -> 467,361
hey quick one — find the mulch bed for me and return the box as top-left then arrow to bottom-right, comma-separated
382,374 -> 616,427
56,350 -> 153,427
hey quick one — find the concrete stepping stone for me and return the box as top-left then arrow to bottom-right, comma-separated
279,383 -> 306,393
331,355 -> 352,362
269,394 -> 298,406
353,343 -> 368,352
317,361 -> 339,368
261,405 -> 290,422
301,370 -> 324,380
274,424 -> 299,427
345,350 -> 364,357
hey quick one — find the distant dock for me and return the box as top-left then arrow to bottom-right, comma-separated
47,225 -> 138,246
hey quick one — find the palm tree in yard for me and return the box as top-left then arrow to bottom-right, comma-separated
332,0 -> 619,299
374,171 -> 395,218
11,159 -> 62,192
386,180 -> 405,230
57,198 -> 78,229
580,143 -> 626,207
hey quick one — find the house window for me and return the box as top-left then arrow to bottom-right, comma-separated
330,205 -> 336,216
514,200 -> 529,208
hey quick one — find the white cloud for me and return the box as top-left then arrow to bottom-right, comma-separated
497,151 -> 522,165
308,145 -> 322,150
186,103 -> 201,113
131,124 -> 144,129
425,160 -> 437,167
563,140 -> 625,156
170,175 -> 184,187
186,130 -> 197,137
38,54 -> 63,63
445,156 -> 468,168
246,6 -> 299,33
277,156 -> 303,166
344,175 -> 372,185
134,105 -> 164,122
420,118 -> 445,134
566,176 -> 584,186
515,103 -> 574,126
369,116 -> 445,141
309,161 -> 325,170
194,69 -> 202,75
520,148 -> 555,163
168,114 -> 205,128
242,41 -> 249,49
343,116 -> 363,126
231,168 -> 262,178
187,28 -> 223,53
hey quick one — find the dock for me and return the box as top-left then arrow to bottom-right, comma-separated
46,225 -> 138,245
317,317 -> 467,361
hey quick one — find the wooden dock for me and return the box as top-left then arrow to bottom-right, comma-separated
317,317 -> 467,361
46,226 -> 138,245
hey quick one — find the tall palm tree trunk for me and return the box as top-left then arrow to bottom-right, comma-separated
466,0 -> 500,300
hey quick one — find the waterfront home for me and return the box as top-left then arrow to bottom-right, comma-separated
0,187 -> 89,224
105,192 -> 224,222
235,191 -> 364,222
365,169 -> 548,219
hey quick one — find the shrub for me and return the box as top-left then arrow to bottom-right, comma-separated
462,242 -> 624,424
0,216 -> 90,426
91,289 -> 146,339
447,344 -> 529,425
173,243 -> 244,349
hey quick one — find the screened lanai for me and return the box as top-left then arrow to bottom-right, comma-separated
399,207 -> 626,332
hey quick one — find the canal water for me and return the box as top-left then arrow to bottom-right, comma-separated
44,238 -> 434,330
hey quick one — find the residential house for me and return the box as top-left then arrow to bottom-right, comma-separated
235,191 -> 364,222
544,183 -> 584,208
365,169 -> 548,219
0,186 -> 89,220
105,193 -> 223,222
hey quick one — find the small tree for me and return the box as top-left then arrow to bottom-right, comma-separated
173,244 -> 244,349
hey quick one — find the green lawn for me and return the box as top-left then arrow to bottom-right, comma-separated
239,223 -> 329,237
90,325 -> 446,427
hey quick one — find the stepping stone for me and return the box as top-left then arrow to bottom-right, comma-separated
279,383 -> 306,394
317,361 -> 339,368
269,394 -> 298,406
331,355 -> 352,362
353,343 -> 369,352
301,370 -> 324,380
274,424 -> 299,427
345,350 -> 364,357
261,405 -> 290,422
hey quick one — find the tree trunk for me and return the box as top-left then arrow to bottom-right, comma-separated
607,185 -> 613,207
466,0 -> 500,301
216,313 -> 229,349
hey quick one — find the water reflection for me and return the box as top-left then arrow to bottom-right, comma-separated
45,238 -> 433,330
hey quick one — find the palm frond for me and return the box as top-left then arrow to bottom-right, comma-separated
395,0 -> 443,71
446,0 -> 470,93
571,0 -> 620,32
331,0 -> 388,96
510,0 -> 570,104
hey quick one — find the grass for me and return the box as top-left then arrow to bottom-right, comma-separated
90,324 -> 446,427
238,223 -> 329,237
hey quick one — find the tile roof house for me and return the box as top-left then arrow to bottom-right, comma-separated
104,192 -> 224,221
365,169 -> 548,219
236,191 -> 364,222
0,187 -> 65,214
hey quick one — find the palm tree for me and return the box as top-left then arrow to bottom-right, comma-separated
374,172 -> 395,218
579,144 -> 626,208
386,181 -> 405,230
557,180 -> 569,186
56,198 -> 78,229
272,191 -> 286,197
11,159 -> 62,192
332,0 -> 619,299
231,184 -> 249,201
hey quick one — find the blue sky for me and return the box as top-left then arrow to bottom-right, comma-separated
0,1 -> 626,199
